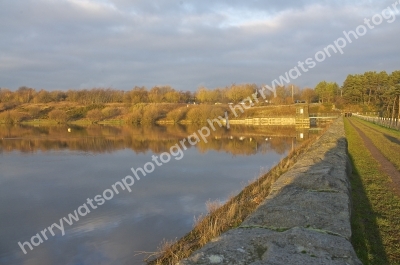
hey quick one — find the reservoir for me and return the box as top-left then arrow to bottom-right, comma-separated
0,124 -> 302,265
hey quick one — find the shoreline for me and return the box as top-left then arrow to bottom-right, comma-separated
146,123 -> 329,264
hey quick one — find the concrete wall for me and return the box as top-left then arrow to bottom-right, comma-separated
179,118 -> 362,265
228,117 -> 312,128
229,117 -> 296,126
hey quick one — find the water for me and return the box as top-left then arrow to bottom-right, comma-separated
0,124 -> 304,265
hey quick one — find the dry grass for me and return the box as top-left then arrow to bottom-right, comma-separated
166,106 -> 188,123
184,105 -> 227,124
0,110 -> 29,124
232,105 -> 296,118
145,134 -> 321,265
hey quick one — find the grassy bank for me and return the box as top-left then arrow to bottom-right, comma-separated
145,133 -> 321,265
344,118 -> 400,264
0,102 -> 337,125
351,118 -> 400,171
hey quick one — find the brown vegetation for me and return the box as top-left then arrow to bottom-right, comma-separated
166,106 -> 187,123
185,105 -> 226,124
101,107 -> 121,119
0,110 -> 28,124
28,106 -> 41,118
0,100 -> 334,126
48,109 -> 68,123
126,109 -> 143,125
86,109 -> 103,123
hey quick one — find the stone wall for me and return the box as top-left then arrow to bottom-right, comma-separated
179,118 -> 362,265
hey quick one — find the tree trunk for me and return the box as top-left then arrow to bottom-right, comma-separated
391,97 -> 396,127
398,94 -> 400,126
367,87 -> 370,105
386,100 -> 391,117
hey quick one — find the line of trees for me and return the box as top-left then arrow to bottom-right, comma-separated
341,71 -> 400,118
0,84 -> 319,107
2,69 -> 398,115
314,81 -> 340,103
0,86 -> 191,105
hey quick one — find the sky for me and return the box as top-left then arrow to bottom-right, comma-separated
0,0 -> 399,91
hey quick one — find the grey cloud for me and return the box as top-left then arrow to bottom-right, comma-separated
0,0 -> 399,90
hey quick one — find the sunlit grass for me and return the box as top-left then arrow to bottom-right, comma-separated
352,118 -> 400,171
344,118 -> 400,264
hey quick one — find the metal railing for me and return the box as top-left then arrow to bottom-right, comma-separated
353,114 -> 400,131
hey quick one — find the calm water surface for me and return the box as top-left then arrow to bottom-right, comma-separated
0,124 -> 308,265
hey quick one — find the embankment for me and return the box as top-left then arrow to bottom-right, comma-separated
178,118 -> 362,265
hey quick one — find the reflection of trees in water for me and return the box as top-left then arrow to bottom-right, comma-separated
0,124 -> 298,156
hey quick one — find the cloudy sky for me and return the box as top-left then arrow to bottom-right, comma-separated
0,0 -> 399,91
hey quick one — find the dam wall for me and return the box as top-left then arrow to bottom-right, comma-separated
228,117 -> 296,126
179,118 -> 362,265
